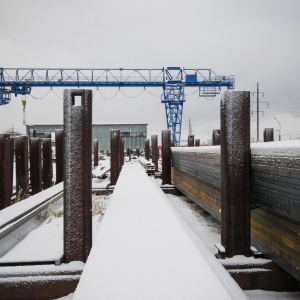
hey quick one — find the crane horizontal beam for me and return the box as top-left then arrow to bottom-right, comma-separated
0,67 -> 235,89
0,67 -> 235,146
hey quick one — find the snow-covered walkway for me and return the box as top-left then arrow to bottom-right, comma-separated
73,163 -> 247,300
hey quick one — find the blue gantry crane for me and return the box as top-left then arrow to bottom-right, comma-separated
0,67 -> 235,146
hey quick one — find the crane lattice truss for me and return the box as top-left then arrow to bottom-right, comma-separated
0,67 -> 235,146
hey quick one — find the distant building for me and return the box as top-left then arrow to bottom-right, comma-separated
26,124 -> 147,151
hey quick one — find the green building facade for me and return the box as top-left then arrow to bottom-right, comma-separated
26,124 -> 147,151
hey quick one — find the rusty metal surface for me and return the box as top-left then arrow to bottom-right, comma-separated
29,129 -> 36,138
195,139 -> 200,147
151,135 -> 158,172
172,150 -> 221,188
0,134 -> 12,209
220,90 -> 251,258
162,130 -> 171,184
44,131 -> 51,139
251,149 -> 300,223
263,128 -> 274,142
30,138 -> 42,195
212,129 -> 221,145
42,138 -> 53,190
15,136 -> 29,200
55,129 -> 64,184
144,139 -> 150,161
110,129 -> 121,185
188,135 -> 194,147
10,138 -> 14,194
63,89 -> 92,263
136,146 -> 140,157
120,138 -> 124,168
0,275 -> 80,300
93,139 -> 98,167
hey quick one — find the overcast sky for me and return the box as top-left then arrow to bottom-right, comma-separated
1,0 -> 299,143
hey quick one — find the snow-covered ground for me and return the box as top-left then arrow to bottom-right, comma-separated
73,163 -> 247,300
1,161 -> 299,299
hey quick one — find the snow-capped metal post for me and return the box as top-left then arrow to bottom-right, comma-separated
42,138 -> 53,190
120,138 -> 124,167
30,138 -> 42,195
144,139 -> 150,161
195,139 -> 200,147
162,130 -> 172,185
212,129 -> 221,145
29,128 -> 37,138
10,137 -> 14,195
136,146 -> 140,157
220,90 -> 251,258
63,89 -> 92,263
127,147 -> 131,160
93,139 -> 99,167
0,133 -> 12,209
151,135 -> 158,172
15,136 -> 29,199
55,129 -> 64,184
188,135 -> 194,147
263,128 -> 274,142
44,131 -> 51,138
110,129 -> 121,185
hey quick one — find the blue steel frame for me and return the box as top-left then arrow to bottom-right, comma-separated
0,67 -> 235,146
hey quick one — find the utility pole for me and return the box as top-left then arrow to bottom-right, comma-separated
252,83 -> 265,142
274,117 -> 281,141
188,118 -> 192,135
257,83 -> 259,142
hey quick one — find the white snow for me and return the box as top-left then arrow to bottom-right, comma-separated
251,140 -> 300,157
172,145 -> 221,153
1,161 -> 299,299
171,140 -> 300,157
73,163 -> 247,300
0,182 -> 63,230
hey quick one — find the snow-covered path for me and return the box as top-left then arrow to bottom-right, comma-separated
73,163 -> 247,300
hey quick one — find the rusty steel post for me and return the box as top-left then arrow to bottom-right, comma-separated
10,137 -> 14,194
144,139 -> 150,161
136,147 -> 140,157
195,139 -> 200,147
30,138 -> 42,195
44,131 -> 51,139
110,129 -> 121,185
0,134 -> 12,209
15,136 -> 29,200
55,129 -> 64,184
221,90 -> 251,258
188,135 -> 194,147
63,89 -> 92,263
162,130 -> 172,185
93,139 -> 99,167
29,128 -> 37,138
263,128 -> 274,142
212,129 -> 221,145
151,135 -> 158,172
42,138 -> 53,190
120,138 -> 124,167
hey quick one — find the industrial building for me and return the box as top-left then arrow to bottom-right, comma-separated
26,124 -> 147,151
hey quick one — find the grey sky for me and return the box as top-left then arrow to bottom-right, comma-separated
1,0 -> 299,143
